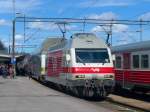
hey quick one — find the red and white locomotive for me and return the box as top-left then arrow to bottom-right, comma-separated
112,41 -> 150,93
29,33 -> 115,98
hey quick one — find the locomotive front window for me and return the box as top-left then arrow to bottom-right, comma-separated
75,48 -> 110,63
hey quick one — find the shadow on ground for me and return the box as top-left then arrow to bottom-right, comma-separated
33,78 -> 107,102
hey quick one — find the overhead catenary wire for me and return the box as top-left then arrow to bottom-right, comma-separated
13,16 -> 150,53
15,17 -> 150,26
24,28 -> 41,42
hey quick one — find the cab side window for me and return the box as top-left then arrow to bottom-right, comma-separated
133,55 -> 139,68
141,54 -> 149,69
116,56 -> 122,68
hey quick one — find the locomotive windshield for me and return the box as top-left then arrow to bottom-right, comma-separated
75,48 -> 110,63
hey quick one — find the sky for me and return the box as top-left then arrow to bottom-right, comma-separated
0,0 -> 150,53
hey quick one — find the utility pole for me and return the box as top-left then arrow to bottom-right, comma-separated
12,19 -> 16,78
11,0 -> 16,78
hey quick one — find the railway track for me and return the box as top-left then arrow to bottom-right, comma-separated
36,79 -> 149,112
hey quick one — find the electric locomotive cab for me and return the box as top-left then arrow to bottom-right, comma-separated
66,33 -> 114,97
69,33 -> 114,80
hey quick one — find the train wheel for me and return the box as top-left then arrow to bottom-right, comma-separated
65,86 -> 71,94
83,88 -> 86,97
88,88 -> 94,97
83,87 -> 94,98
76,87 -> 84,98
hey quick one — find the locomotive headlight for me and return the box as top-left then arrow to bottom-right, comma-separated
104,74 -> 114,79
75,75 -> 85,78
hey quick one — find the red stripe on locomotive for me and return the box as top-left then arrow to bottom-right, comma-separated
64,67 -> 114,74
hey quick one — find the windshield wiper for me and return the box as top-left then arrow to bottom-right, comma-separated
102,60 -> 106,65
101,59 -> 109,65
76,56 -> 86,65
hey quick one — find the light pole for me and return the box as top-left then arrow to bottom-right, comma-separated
12,13 -> 25,77
12,18 -> 16,78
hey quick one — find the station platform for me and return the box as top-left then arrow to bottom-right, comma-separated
108,93 -> 150,112
0,76 -> 112,112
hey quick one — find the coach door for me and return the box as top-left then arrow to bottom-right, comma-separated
123,53 -> 131,88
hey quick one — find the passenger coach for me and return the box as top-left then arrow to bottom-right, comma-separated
112,41 -> 150,93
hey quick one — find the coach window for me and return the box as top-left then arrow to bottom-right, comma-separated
141,54 -> 149,68
116,56 -> 122,68
133,55 -> 139,68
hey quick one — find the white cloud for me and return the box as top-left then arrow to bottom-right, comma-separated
15,34 -> 24,40
87,12 -> 118,20
89,12 -> 128,33
0,0 -> 42,13
0,19 -> 11,26
80,0 -> 132,8
114,32 -> 137,45
138,12 -> 150,20
113,24 -> 128,33
28,21 -> 58,31
92,26 -> 104,32
28,20 -> 77,31
92,24 -> 128,33
28,21 -> 44,29
0,19 -> 7,25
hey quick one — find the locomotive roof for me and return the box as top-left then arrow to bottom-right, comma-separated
71,33 -> 107,48
41,33 -> 108,52
40,37 -> 63,53
111,40 -> 150,53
